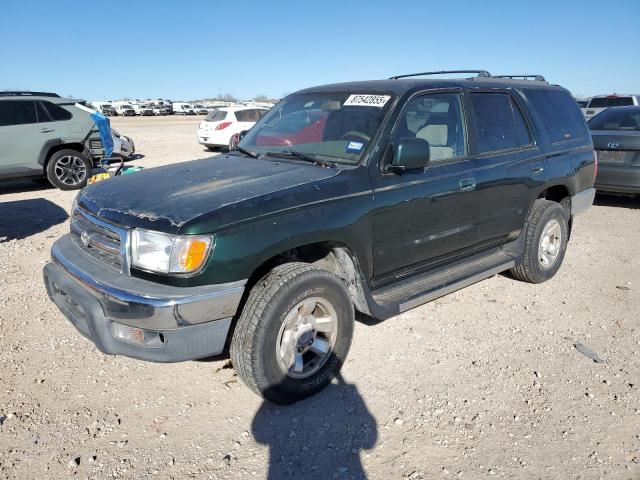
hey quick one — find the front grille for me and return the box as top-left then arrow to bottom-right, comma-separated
89,139 -> 102,150
70,209 -> 128,273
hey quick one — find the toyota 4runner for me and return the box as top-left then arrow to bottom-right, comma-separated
43,71 -> 596,404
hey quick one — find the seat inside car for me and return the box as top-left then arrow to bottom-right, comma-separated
416,124 -> 452,160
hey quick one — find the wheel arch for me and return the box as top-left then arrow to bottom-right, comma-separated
39,142 -> 86,168
538,184 -> 571,204
243,240 -> 371,316
536,183 -> 573,236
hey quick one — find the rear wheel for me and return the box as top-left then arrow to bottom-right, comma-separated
230,263 -> 354,404
45,149 -> 92,190
510,200 -> 569,283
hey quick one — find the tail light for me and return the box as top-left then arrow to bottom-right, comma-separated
593,150 -> 598,183
215,122 -> 232,130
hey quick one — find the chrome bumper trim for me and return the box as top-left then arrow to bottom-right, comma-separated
50,234 -> 246,329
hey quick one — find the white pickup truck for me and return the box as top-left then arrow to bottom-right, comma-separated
582,94 -> 640,120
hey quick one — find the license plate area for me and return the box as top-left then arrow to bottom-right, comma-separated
596,150 -> 640,165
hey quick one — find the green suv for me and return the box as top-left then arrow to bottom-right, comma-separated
43,72 -> 596,404
0,91 -> 105,190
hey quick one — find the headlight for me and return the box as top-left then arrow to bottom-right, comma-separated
130,229 -> 213,274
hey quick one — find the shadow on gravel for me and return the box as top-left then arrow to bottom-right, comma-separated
593,193 -> 640,209
0,198 -> 68,242
252,374 -> 376,480
0,178 -> 54,195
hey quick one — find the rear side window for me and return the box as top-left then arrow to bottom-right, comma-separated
0,100 -> 37,126
36,102 -> 52,122
41,101 -> 72,121
525,89 -> 586,143
470,92 -> 530,153
206,110 -> 227,122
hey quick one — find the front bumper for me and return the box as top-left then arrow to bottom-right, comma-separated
595,164 -> 640,195
43,235 -> 246,362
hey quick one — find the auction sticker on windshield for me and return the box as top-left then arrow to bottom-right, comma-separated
344,94 -> 391,108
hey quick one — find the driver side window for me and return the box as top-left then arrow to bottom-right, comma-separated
394,93 -> 466,162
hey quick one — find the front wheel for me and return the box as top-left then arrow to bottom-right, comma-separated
45,149 -> 92,190
510,199 -> 569,283
230,263 -> 354,404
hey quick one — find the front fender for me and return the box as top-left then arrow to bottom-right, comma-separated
194,193 -> 374,286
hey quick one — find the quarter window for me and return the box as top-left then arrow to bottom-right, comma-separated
525,89 -> 586,143
41,101 -> 72,121
0,100 -> 37,126
36,102 -> 52,122
394,93 -> 466,161
470,92 -> 527,154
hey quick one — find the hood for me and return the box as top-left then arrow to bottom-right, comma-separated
78,155 -> 342,233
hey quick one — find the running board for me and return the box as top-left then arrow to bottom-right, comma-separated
367,250 -> 516,319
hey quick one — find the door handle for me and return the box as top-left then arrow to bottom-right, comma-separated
40,128 -> 54,133
531,166 -> 544,175
459,178 -> 476,192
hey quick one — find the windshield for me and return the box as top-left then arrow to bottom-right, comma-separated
239,92 -> 394,165
588,107 -> 640,131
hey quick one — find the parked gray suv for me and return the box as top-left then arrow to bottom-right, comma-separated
0,91 -> 106,190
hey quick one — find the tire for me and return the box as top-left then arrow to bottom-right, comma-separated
230,262 -> 354,405
45,149 -> 92,190
510,199 -> 569,284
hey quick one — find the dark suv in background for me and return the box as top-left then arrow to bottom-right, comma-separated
44,71 -> 596,404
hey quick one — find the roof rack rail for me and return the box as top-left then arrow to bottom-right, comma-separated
0,91 -> 60,98
492,75 -> 546,82
389,70 -> 491,80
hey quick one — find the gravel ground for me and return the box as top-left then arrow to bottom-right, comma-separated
0,115 -> 638,480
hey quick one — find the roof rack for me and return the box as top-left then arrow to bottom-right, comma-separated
0,91 -> 61,98
389,70 -> 491,80
492,75 -> 546,82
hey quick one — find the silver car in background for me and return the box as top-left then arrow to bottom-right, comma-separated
589,105 -> 640,196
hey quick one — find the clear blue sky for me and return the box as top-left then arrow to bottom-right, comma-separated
1,0 -> 638,101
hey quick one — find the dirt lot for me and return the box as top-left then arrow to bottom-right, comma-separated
0,115 -> 639,480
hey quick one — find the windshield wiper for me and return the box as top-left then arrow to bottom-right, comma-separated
265,150 -> 337,168
230,145 -> 259,159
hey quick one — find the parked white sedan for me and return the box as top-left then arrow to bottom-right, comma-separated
197,106 -> 268,150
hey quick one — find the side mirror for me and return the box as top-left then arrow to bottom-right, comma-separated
389,137 -> 430,173
238,130 -> 249,140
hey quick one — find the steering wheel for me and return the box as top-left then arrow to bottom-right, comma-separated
341,131 -> 371,143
